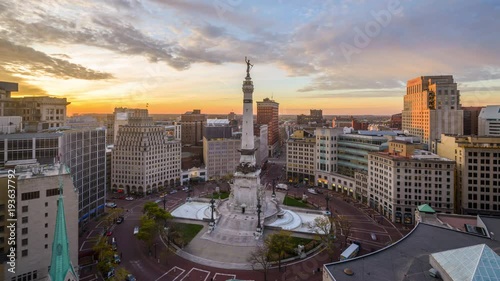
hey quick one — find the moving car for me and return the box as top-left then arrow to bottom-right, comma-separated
115,216 -> 124,224
307,188 -> 318,194
126,274 -> 137,281
133,226 -> 139,235
276,183 -> 288,191
105,202 -> 117,208
125,197 -> 134,201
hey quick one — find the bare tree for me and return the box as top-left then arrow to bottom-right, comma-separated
247,243 -> 272,281
313,216 -> 336,262
335,215 -> 352,246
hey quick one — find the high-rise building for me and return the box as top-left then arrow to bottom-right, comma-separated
0,81 -> 18,116
314,127 -> 343,188
180,109 -> 206,146
257,98 -> 279,157
463,106 -> 484,135
436,134 -> 500,216
478,105 -> 500,136
106,107 -> 149,145
1,164 -> 78,281
286,130 -> 316,185
369,142 -> 455,223
111,117 -> 181,195
60,128 -> 107,223
402,75 -> 464,150
1,132 -> 61,167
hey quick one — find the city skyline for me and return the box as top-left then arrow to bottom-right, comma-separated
1,0 -> 500,116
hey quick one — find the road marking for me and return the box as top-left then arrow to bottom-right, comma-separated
79,241 -> 95,251
213,273 -> 236,280
180,268 -> 210,281
155,266 -> 185,281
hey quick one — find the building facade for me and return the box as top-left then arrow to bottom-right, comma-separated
436,134 -> 500,216
368,144 -> 455,223
111,117 -> 181,195
297,109 -> 324,126
60,128 -> 107,223
463,106 -> 484,135
0,133 -> 61,168
402,75 -> 464,149
106,107 -> 149,145
257,98 -> 279,157
286,130 -> 316,185
314,128 -> 343,188
180,109 -> 206,146
478,105 -> 500,136
2,164 -> 78,281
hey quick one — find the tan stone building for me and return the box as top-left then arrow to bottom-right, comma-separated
436,134 -> 500,216
369,141 -> 455,223
2,164 -> 78,281
402,75 -> 463,150
286,130 -> 316,184
111,117 -> 181,194
106,107 -> 149,145
180,109 -> 206,146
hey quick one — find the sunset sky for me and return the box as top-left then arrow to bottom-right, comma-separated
1,0 -> 500,116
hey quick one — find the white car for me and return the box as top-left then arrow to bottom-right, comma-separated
105,202 -> 117,208
276,184 -> 288,191
133,226 -> 139,235
307,188 -> 317,194
125,197 -> 134,201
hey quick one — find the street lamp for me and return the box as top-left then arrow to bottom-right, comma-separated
256,199 -> 262,232
163,194 -> 167,210
325,194 -> 331,216
272,179 -> 276,198
210,196 -> 215,226
154,242 -> 157,258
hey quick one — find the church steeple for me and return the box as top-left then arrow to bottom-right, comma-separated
47,164 -> 78,281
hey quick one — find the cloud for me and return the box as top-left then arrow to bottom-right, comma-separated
0,38 -> 113,80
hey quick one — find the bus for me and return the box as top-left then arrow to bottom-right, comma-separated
340,243 -> 359,260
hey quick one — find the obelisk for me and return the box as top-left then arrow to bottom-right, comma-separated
229,57 -> 262,213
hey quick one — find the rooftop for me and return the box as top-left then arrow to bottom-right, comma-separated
324,223 -> 500,281
478,105 -> 500,119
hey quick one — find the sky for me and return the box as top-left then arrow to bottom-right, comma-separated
1,0 -> 500,116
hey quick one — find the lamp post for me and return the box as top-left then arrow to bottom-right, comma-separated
257,199 -> 262,232
154,242 -> 157,258
325,194 -> 331,216
272,179 -> 276,198
210,196 -> 215,226
163,194 -> 167,210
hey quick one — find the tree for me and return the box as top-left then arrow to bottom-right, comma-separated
93,238 -> 114,277
266,230 -> 294,271
110,267 -> 129,281
335,215 -> 352,246
248,242 -> 272,281
137,216 -> 156,252
313,216 -> 336,261
105,207 -> 124,229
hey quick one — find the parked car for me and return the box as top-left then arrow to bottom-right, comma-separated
113,254 -> 121,264
106,266 -> 115,279
125,197 -> 134,201
276,184 -> 288,191
106,231 -> 113,237
170,190 -> 178,194
182,186 -> 189,192
371,233 -> 377,241
126,274 -> 137,281
133,226 -> 139,235
307,188 -> 318,194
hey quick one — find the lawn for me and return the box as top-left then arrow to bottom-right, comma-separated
207,191 -> 230,199
282,196 -> 312,208
171,223 -> 203,246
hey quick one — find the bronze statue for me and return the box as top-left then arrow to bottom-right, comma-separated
245,56 -> 253,77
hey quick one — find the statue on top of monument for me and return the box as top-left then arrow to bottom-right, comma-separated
245,56 -> 253,77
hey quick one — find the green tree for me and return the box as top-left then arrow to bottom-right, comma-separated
248,243 -> 272,281
313,216 -> 336,261
137,216 -> 156,252
105,207 -> 124,229
266,230 -> 294,271
93,238 -> 114,277
143,202 -> 172,226
110,267 -> 129,281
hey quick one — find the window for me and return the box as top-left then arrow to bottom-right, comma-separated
22,238 -> 28,246
22,217 -> 28,224
22,206 -> 28,213
22,228 -> 28,235
21,191 -> 40,201
22,249 -> 28,257
46,188 -> 59,197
